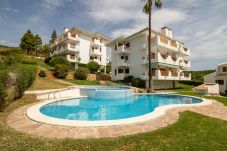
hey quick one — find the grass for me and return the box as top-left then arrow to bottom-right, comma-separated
26,57 -> 54,70
28,77 -> 70,90
0,95 -> 227,150
176,84 -> 227,106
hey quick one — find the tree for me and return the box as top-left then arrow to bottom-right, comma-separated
20,29 -> 34,55
41,44 -> 51,57
86,61 -> 99,74
50,30 -> 57,44
33,35 -> 42,56
142,0 -> 162,92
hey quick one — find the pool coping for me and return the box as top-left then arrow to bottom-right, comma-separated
26,94 -> 213,127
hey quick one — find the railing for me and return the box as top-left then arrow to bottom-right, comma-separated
170,41 -> 177,48
160,70 -> 169,76
171,71 -> 178,77
160,37 -> 169,44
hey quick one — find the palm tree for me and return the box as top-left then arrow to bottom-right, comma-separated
142,0 -> 162,92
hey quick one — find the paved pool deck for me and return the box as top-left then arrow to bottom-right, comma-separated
7,97 -> 227,139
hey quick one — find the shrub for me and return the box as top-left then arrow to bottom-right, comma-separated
86,61 -> 99,74
0,70 -> 9,104
74,67 -> 90,80
44,56 -> 51,64
97,73 -> 111,81
132,78 -> 145,88
54,64 -> 69,79
106,63 -> 111,74
10,64 -> 37,99
123,76 -> 134,83
49,56 -> 70,66
179,80 -> 203,86
38,70 -> 46,77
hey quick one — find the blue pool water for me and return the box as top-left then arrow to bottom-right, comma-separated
40,94 -> 202,121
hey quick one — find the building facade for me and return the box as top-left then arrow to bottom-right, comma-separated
106,27 -> 191,89
50,27 -> 111,69
204,62 -> 227,94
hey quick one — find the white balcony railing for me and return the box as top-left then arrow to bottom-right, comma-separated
115,45 -> 130,54
90,49 -> 102,56
179,60 -> 191,68
140,70 -> 191,81
66,55 -> 80,63
116,59 -> 131,67
57,33 -> 79,44
91,39 -> 101,46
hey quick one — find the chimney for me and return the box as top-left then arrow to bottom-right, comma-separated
161,26 -> 173,39
62,27 -> 69,33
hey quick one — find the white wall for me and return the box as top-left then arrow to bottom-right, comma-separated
78,33 -> 92,64
204,72 -> 216,83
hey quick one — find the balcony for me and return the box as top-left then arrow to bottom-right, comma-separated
66,55 -> 80,63
150,35 -> 179,52
141,70 -> 182,80
116,59 -> 131,67
179,72 -> 191,81
91,39 -> 101,46
115,45 -> 130,54
90,48 -> 102,56
141,52 -> 180,67
179,46 -> 190,56
51,43 -> 79,55
57,33 -> 79,44
179,60 -> 191,68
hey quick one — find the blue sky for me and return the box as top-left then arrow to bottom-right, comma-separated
0,0 -> 227,70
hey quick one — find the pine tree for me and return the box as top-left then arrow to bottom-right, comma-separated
50,30 -> 57,44
33,35 -> 42,56
20,29 -> 34,55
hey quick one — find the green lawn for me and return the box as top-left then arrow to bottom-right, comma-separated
176,84 -> 227,106
28,77 -> 70,90
0,94 -> 227,150
26,57 -> 54,70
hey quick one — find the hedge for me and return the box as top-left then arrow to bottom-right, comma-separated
54,64 -> 69,79
179,80 -> 203,86
74,67 -> 90,80
0,70 -> 9,104
10,64 -> 37,99
132,78 -> 146,88
38,70 -> 46,77
49,56 -> 70,66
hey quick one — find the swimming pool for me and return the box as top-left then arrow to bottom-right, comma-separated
40,94 -> 202,121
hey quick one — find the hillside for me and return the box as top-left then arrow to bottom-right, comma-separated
0,44 -> 18,51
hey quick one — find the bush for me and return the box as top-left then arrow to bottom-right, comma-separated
97,73 -> 111,81
132,78 -> 145,88
10,64 -> 37,99
49,56 -> 70,67
106,63 -> 111,74
86,61 -> 99,74
38,70 -> 46,77
0,70 -> 9,104
54,64 -> 69,79
123,76 -> 134,83
179,80 -> 203,86
74,67 -> 90,80
44,56 -> 51,64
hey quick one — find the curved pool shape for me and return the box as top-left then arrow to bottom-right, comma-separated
40,94 -> 202,121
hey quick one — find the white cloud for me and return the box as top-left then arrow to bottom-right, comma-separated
3,7 -> 19,13
0,39 -> 18,46
28,16 -> 40,23
41,0 -> 72,10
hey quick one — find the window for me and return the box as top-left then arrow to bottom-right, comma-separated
100,57 -> 102,62
223,67 -> 227,72
118,69 -> 124,73
115,45 -> 117,50
125,68 -> 129,74
115,69 -> 117,75
100,38 -> 102,43
100,47 -> 102,52
216,80 -> 224,85
121,56 -> 124,59
125,42 -> 130,48
125,56 -> 128,61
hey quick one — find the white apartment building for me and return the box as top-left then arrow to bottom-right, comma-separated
50,27 -> 111,69
204,62 -> 227,94
106,27 -> 191,89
